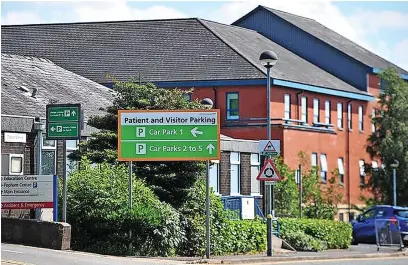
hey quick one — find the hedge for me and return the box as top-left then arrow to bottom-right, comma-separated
278,218 -> 353,250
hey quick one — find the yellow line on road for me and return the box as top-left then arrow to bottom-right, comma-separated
233,256 -> 408,265
1,259 -> 35,265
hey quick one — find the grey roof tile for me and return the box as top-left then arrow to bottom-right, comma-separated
1,18 -> 368,95
1,53 -> 115,123
261,6 -> 408,74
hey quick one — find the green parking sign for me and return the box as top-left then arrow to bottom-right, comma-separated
46,104 -> 81,140
118,110 -> 220,161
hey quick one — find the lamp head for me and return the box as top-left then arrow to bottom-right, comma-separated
259,50 -> 278,69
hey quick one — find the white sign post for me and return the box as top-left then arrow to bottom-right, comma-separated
1,175 -> 55,209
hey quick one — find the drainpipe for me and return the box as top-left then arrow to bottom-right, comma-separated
296,91 -> 303,120
212,87 -> 217,109
346,99 -> 352,218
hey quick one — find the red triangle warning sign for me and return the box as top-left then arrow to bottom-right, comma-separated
256,159 -> 282,182
263,141 -> 277,152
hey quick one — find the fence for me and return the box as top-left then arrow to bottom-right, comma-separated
220,196 -> 265,220
374,218 -> 404,251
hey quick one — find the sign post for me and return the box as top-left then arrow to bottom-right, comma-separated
118,109 -> 221,257
46,103 -> 81,223
258,140 -> 281,256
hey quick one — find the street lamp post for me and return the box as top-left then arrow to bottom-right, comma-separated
390,159 -> 399,206
259,50 -> 278,257
201,97 -> 214,259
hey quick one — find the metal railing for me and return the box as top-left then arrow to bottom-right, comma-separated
375,218 -> 404,251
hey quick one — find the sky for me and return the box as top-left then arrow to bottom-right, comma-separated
1,0 -> 408,71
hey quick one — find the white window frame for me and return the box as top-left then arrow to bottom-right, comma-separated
250,153 -> 261,195
358,106 -> 364,131
230,152 -> 240,195
348,103 -> 352,130
359,159 -> 365,185
311,152 -> 318,168
209,160 -> 220,195
226,93 -> 239,120
301,96 -> 308,123
320,154 -> 328,182
372,108 -> 376,133
337,102 -> 343,129
338,157 -> 344,184
325,100 -> 331,124
41,134 -> 56,175
313,98 -> 320,123
284,94 -> 291,120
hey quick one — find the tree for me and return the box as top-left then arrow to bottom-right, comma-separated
365,68 -> 408,206
70,78 -> 207,208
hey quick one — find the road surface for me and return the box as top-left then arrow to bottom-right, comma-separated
1,243 -> 184,265
2,243 -> 408,265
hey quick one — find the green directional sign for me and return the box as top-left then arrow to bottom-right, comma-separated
46,104 -> 81,140
118,110 -> 220,161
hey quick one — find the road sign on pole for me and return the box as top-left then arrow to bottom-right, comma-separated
46,104 -> 81,140
259,140 -> 280,156
257,159 -> 281,182
117,110 -> 220,161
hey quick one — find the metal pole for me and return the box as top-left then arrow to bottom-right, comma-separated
266,66 -> 274,257
35,124 -> 43,220
393,168 -> 397,206
205,160 -> 211,259
62,140 -> 67,222
299,164 -> 302,218
129,161 -> 133,252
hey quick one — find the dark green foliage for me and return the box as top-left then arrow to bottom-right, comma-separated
366,68 -> 408,206
281,231 -> 326,251
65,158 -> 183,256
278,218 -> 352,250
69,79 -> 207,208
177,178 -> 266,256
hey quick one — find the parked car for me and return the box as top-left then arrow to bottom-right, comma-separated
351,205 -> 408,246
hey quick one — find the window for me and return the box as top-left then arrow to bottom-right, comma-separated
301,96 -> 308,123
230,152 -> 240,195
362,208 -> 376,220
313,98 -> 320,123
320,154 -> 328,182
325,100 -> 331,124
347,103 -> 352,130
311,152 -> 318,168
338,157 -> 344,184
183,93 -> 191,102
372,108 -> 376,133
66,140 -> 78,176
339,213 -> 344,222
372,160 -> 378,172
10,156 -> 23,174
359,160 -> 365,185
226,93 -> 239,120
41,135 -> 56,175
250,153 -> 261,194
209,160 -> 220,194
337,102 -> 343,129
284,94 -> 291,119
358,106 -> 364,131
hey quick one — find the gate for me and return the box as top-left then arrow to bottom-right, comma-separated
375,218 -> 404,251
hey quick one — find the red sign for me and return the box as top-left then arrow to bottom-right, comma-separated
1,202 -> 54,209
256,159 -> 282,182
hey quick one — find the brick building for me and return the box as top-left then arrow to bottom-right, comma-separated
2,15 -> 404,220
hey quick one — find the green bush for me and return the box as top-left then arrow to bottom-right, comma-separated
281,231 -> 326,251
64,159 -> 183,256
177,178 -> 266,256
278,218 -> 352,249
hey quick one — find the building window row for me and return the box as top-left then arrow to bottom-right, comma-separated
312,152 -> 347,184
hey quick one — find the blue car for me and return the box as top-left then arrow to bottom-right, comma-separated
351,205 -> 408,245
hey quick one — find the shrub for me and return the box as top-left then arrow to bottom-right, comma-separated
278,218 -> 352,249
177,178 -> 266,256
64,159 -> 183,256
281,231 -> 326,251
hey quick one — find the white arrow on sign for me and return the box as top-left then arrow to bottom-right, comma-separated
190,127 -> 203,137
206,143 -> 215,154
51,127 -> 56,132
71,110 -> 76,116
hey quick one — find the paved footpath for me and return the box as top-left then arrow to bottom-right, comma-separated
1,243 -> 407,265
